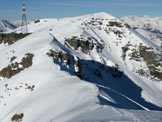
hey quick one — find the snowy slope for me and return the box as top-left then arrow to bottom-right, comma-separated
0,12 -> 162,122
135,29 -> 162,47
0,20 -> 16,32
121,15 -> 162,34
121,16 -> 162,47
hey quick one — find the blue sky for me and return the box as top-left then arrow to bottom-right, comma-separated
0,0 -> 162,20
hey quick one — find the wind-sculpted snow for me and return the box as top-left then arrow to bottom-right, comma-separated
0,12 -> 162,122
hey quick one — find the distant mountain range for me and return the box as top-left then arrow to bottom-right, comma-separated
121,15 -> 162,34
0,20 -> 16,32
11,20 -> 22,27
122,15 -> 162,47
2,15 -> 162,34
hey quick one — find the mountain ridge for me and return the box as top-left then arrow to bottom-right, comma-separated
0,12 -> 162,122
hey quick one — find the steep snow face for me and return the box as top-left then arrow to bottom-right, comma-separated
122,16 -> 162,34
121,15 -> 162,48
0,20 -> 16,32
135,29 -> 162,47
0,12 -> 162,122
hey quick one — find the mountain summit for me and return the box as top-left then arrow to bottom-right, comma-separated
0,12 -> 162,122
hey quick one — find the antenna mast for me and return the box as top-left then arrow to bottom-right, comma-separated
21,3 -> 28,33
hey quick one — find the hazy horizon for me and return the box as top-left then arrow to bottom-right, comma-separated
0,0 -> 162,21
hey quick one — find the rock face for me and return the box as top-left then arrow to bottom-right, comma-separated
0,33 -> 30,45
65,36 -> 101,54
34,20 -> 40,23
11,113 -> 24,122
47,49 -> 123,82
138,45 -> 162,80
0,53 -> 34,79
122,42 -> 162,81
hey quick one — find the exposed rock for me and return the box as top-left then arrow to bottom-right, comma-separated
83,18 -> 104,30
122,44 -> 132,60
80,40 -> 89,54
0,53 -> 34,79
136,69 -> 148,77
139,45 -> 162,81
113,30 -> 124,38
108,21 -> 124,27
65,37 -> 80,50
59,51 -> 70,65
11,113 -> 24,122
65,36 -> 102,54
74,56 -> 81,73
0,33 -> 30,45
21,53 -> 34,68
25,84 -> 35,92
47,50 -> 70,65
47,49 -> 123,82
127,43 -> 162,81
34,20 -> 40,23
104,20 -> 126,38
124,23 -> 131,28
129,49 -> 140,61
0,66 -> 13,79
47,49 -> 59,59
10,56 -> 17,62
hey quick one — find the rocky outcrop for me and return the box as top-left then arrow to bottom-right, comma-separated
121,43 -> 132,60
0,53 -> 34,79
10,56 -> 17,62
81,17 -> 127,39
11,113 -> 24,122
47,49 -> 123,82
122,42 -> 162,81
0,33 -> 30,45
107,21 -> 124,27
34,20 -> 40,23
65,36 -> 102,54
138,44 -> 162,81
104,20 -> 126,38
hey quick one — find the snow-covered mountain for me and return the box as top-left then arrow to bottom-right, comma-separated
11,20 -> 31,27
0,12 -> 162,122
122,16 -> 162,47
0,20 -> 16,32
135,29 -> 162,47
11,20 -> 22,27
121,15 -> 162,34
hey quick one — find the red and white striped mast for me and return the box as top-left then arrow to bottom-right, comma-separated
21,3 -> 28,33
